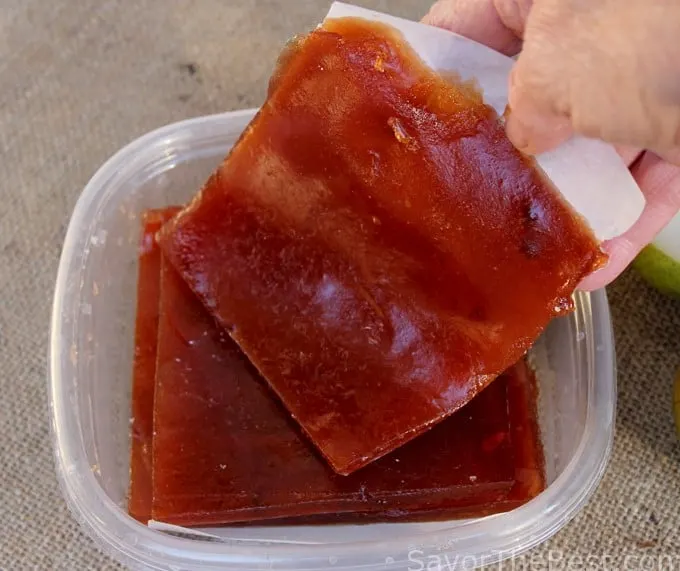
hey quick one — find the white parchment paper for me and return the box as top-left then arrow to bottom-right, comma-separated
326,2 -> 646,242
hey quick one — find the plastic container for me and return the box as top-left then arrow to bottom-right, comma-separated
49,109 -> 616,571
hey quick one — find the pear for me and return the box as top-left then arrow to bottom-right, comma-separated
633,211 -> 680,298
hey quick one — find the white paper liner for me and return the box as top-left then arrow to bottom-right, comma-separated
325,2 -> 645,242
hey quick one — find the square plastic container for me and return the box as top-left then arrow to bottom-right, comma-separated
49,109 -> 616,571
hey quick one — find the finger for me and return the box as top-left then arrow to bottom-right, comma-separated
578,153 -> 680,290
504,45 -> 573,155
654,147 -> 680,168
422,0 -> 525,56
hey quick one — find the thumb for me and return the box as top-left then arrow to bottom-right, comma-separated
504,63 -> 573,155
502,1 -> 575,155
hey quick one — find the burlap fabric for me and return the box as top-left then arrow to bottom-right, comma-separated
1,1 -> 678,569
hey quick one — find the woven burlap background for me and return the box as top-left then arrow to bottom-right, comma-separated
1,0 -> 679,569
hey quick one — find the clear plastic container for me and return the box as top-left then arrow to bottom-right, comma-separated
49,109 -> 616,571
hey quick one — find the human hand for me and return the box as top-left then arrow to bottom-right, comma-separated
423,0 -> 680,290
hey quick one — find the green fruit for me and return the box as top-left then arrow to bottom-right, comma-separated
633,211 -> 680,298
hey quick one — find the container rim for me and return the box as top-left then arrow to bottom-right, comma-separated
49,110 -> 616,571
